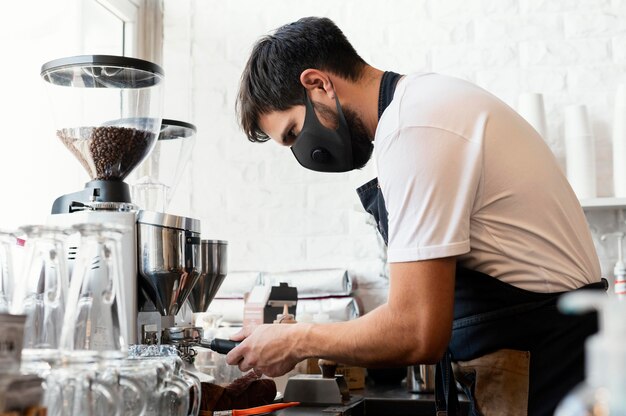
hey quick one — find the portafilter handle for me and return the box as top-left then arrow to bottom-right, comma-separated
199,338 -> 241,354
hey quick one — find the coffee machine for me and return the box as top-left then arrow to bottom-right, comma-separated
41,55 -> 207,346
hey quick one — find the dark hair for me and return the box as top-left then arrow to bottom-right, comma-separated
237,17 -> 367,142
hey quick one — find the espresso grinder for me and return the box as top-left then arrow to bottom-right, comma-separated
41,55 -> 206,348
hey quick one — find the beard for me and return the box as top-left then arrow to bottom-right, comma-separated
343,106 -> 374,170
313,101 -> 374,170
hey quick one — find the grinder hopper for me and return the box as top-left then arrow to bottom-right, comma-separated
187,240 -> 228,314
136,211 -> 202,333
131,119 -> 197,212
41,55 -> 164,212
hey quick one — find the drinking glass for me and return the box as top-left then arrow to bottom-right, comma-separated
44,354 -> 121,416
96,358 -> 150,416
13,225 -> 71,365
0,229 -> 17,313
123,356 -> 189,416
128,344 -> 200,416
60,223 -> 128,357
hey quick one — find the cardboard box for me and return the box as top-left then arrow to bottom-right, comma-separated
303,358 -> 365,390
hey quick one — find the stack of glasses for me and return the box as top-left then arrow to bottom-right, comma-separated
1,224 -> 201,416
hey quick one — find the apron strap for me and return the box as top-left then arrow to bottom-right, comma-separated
435,350 -> 460,416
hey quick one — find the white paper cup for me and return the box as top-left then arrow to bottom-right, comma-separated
518,92 -> 548,140
564,105 -> 596,199
565,104 -> 594,138
613,84 -> 626,197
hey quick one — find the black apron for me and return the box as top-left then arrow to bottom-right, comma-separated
358,72 -> 606,416
357,180 -> 605,415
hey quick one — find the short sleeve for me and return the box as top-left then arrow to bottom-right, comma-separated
376,125 -> 484,263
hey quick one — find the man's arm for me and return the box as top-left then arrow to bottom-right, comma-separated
226,257 -> 456,376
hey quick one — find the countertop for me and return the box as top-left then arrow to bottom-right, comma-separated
275,381 -> 469,416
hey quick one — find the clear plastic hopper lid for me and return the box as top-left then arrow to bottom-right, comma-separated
41,55 -> 163,89
40,55 -> 164,182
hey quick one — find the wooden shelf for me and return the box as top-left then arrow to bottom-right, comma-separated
580,197 -> 626,210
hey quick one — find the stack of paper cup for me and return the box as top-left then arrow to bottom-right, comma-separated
518,92 -> 548,140
613,84 -> 626,197
564,104 -> 596,199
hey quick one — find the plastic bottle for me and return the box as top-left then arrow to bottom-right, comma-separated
600,232 -> 626,299
554,291 -> 626,415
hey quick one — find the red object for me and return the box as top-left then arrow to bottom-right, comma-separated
216,401 -> 300,416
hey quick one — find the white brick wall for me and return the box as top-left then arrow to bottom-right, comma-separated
163,0 -> 626,310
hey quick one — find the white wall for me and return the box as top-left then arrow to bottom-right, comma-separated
158,0 -> 626,309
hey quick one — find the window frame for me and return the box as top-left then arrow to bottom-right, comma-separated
89,0 -> 163,64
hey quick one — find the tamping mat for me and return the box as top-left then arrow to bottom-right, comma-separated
200,372 -> 277,412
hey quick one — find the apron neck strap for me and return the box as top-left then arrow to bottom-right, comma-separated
377,71 -> 402,120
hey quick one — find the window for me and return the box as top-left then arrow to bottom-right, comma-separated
0,0 -> 161,228
83,1 -> 128,55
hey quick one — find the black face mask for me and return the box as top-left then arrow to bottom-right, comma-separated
291,92 -> 354,173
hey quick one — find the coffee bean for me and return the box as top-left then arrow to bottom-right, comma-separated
57,126 -> 156,180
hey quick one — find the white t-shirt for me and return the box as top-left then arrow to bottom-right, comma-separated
375,72 -> 601,292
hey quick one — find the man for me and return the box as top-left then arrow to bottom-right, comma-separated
228,16 -> 604,415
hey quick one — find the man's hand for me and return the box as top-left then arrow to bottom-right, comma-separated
225,323 -> 310,377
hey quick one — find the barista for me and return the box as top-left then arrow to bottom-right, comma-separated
227,16 -> 605,415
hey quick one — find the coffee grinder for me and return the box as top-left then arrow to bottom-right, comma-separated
127,118 -> 205,343
41,55 -> 202,346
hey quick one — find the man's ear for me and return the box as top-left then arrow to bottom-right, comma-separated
300,69 -> 335,99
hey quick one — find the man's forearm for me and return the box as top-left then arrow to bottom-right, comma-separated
296,259 -> 456,367
297,303 -> 444,367
226,258 -> 455,376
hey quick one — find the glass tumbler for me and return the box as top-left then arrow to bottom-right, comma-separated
128,344 -> 200,416
13,225 -> 70,364
44,354 -> 122,416
60,223 -> 128,357
121,357 -> 189,416
0,229 -> 17,313
97,358 -> 150,416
